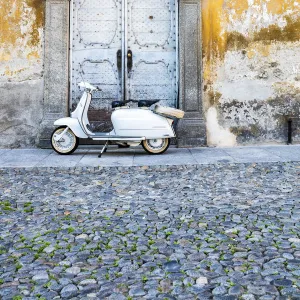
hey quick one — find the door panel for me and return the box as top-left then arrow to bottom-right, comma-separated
126,0 -> 177,107
71,0 -> 178,132
71,0 -> 122,131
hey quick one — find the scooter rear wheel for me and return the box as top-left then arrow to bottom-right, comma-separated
142,138 -> 170,155
51,126 -> 79,155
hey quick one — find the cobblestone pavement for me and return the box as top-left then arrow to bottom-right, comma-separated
0,163 -> 300,300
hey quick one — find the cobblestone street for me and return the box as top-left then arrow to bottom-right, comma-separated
0,162 -> 300,299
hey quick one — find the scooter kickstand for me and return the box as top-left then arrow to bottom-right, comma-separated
98,141 -> 108,158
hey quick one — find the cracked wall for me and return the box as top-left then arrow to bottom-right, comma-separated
202,0 -> 300,146
0,0 -> 45,147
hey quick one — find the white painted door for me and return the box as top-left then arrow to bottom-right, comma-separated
126,0 -> 177,107
71,0 -> 178,131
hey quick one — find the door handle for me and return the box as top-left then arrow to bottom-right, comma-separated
117,49 -> 122,70
127,50 -> 133,71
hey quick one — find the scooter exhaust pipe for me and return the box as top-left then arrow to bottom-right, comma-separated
116,142 -> 130,148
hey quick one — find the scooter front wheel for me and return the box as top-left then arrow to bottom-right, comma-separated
142,138 -> 170,155
51,126 -> 79,155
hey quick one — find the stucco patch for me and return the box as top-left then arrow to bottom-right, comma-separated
216,80 -> 274,102
0,79 -> 44,147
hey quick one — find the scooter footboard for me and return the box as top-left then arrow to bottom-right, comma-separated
54,118 -> 88,139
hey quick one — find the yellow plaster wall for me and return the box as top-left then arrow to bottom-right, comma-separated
202,0 -> 300,146
0,0 -> 45,82
0,0 -> 45,147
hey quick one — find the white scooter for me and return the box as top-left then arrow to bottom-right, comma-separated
51,82 -> 184,157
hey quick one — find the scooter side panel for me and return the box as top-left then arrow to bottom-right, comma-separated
111,109 -> 175,138
54,118 -> 88,138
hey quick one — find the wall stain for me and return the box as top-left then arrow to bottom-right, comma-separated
253,17 -> 300,42
224,0 -> 249,17
0,0 -> 45,83
226,32 -> 249,50
25,0 -> 45,47
208,91 -> 222,106
202,0 -> 226,82
202,0 -> 225,61
220,94 -> 300,144
0,1 -> 23,46
230,124 -> 261,139
266,0 -> 298,16
27,51 -> 40,60
0,0 -> 44,52
26,0 -> 44,28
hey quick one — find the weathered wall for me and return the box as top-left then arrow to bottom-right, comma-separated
1,0 -> 299,148
0,0 -> 45,147
202,0 -> 300,146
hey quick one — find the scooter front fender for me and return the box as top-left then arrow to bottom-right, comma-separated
54,118 -> 88,139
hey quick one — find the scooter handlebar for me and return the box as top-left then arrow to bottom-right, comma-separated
78,82 -> 102,92
89,86 -> 102,94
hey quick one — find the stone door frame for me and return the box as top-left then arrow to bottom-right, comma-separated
39,0 -> 206,148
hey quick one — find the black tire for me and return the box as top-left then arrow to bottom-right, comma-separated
142,138 -> 170,155
51,126 -> 79,155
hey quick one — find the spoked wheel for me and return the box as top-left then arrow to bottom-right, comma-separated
142,138 -> 170,155
51,126 -> 79,155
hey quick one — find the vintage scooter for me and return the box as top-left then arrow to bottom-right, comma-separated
51,82 -> 184,157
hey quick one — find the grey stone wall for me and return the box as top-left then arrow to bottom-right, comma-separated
0,80 -> 44,148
